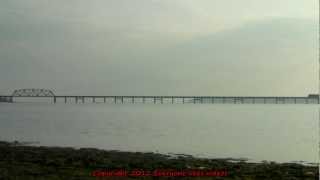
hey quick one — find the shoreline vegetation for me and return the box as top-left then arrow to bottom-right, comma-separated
0,141 -> 318,180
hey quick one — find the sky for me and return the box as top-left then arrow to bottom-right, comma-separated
0,0 -> 318,96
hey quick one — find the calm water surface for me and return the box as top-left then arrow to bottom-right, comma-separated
0,102 -> 318,163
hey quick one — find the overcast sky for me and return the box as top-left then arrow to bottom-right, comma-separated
0,0 -> 318,96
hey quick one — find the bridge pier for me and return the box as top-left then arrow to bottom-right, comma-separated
53,96 -> 56,103
64,96 -> 67,103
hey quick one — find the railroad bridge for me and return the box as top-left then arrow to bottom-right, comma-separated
0,88 -> 319,104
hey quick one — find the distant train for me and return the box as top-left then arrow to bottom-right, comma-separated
0,96 -> 13,103
308,94 -> 319,98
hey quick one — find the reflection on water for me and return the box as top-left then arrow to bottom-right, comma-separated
0,102 -> 318,163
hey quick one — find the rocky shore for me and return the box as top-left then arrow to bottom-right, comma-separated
0,141 -> 318,179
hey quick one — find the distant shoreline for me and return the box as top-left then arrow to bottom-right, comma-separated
0,140 -> 318,179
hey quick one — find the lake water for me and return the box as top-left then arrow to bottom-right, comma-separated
0,102 -> 318,164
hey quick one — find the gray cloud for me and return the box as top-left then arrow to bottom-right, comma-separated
0,1 -> 317,96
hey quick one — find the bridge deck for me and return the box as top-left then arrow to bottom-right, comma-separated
0,95 -> 319,104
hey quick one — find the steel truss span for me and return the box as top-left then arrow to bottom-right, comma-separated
11,89 -> 55,97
